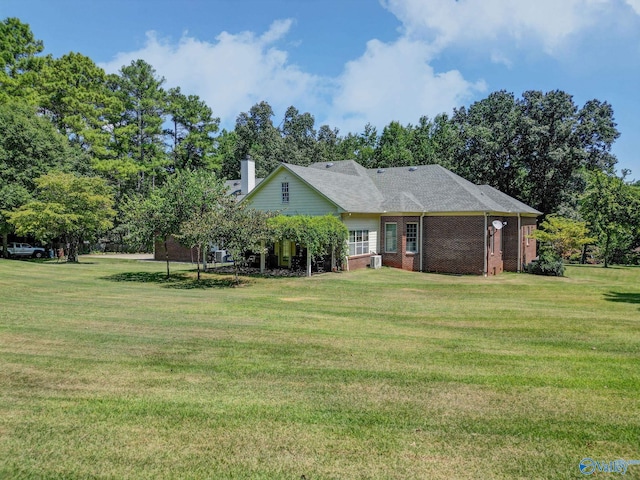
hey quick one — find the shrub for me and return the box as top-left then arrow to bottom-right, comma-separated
525,249 -> 565,276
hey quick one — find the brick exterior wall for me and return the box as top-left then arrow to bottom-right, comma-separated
380,216 -> 420,272
154,236 -> 199,263
348,254 -> 374,270
486,217 -> 504,276
378,214 -> 532,276
521,217 -> 537,267
423,216 -> 488,275
502,217 -> 519,272
500,216 -> 537,272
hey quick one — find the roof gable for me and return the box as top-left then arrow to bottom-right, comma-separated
243,164 -> 342,214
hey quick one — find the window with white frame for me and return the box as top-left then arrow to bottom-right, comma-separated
348,230 -> 369,256
406,223 -> 418,253
385,223 -> 397,253
281,182 -> 289,203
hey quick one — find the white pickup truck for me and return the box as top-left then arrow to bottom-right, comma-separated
3,242 -> 47,259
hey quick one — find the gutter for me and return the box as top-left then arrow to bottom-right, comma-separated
419,211 -> 426,272
517,213 -> 522,273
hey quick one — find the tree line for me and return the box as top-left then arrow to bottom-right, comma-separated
1,17 -> 638,266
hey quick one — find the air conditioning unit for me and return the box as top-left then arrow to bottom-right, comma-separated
214,250 -> 226,263
370,255 -> 382,269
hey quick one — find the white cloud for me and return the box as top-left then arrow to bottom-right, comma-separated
98,18 -> 484,134
381,0 -> 613,55
99,20 -> 325,128
327,37 -> 485,132
626,0 -> 640,14
96,1 -> 639,136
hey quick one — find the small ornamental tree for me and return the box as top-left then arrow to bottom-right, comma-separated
122,169 -> 226,278
6,172 -> 115,262
216,203 -> 274,284
531,214 -> 595,260
176,190 -> 234,281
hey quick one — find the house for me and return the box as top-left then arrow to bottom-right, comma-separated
243,159 -> 540,275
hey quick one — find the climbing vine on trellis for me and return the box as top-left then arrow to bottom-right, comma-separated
267,214 -> 348,265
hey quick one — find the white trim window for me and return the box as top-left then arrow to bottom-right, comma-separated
385,223 -> 397,253
349,230 -> 369,256
406,223 -> 418,253
281,182 -> 289,203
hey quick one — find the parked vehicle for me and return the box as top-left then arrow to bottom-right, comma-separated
2,242 -> 47,259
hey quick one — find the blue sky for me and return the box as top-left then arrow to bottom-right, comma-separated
2,0 -> 640,176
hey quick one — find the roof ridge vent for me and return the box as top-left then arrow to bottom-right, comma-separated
326,162 -> 334,168
377,168 -> 385,173
409,166 -> 418,171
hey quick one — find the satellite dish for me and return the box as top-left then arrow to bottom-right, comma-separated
492,220 -> 503,230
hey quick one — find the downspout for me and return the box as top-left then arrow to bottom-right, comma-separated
419,211 -> 426,272
483,212 -> 488,277
517,213 -> 522,273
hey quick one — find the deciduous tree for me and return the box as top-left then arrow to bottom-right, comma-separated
122,170 -> 226,277
375,121 -> 414,168
336,123 -> 378,167
216,203 -> 273,284
451,91 -> 525,197
234,101 -> 283,178
580,171 -> 637,267
280,106 -> 317,165
0,101 -> 86,256
6,172 -> 115,262
173,173 -> 231,280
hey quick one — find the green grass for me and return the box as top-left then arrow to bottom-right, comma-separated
0,258 -> 639,479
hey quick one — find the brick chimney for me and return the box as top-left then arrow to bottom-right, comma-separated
241,156 -> 255,194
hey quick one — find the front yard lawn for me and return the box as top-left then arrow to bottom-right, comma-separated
0,258 -> 638,479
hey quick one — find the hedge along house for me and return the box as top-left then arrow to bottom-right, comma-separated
243,159 -> 540,275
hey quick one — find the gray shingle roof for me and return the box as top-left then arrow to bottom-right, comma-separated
476,185 -> 541,214
283,160 -> 540,215
285,163 -> 384,213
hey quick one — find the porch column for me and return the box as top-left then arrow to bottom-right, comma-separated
260,240 -> 265,274
306,248 -> 312,277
